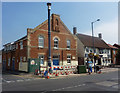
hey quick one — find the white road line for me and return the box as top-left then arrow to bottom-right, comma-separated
6,81 -> 13,83
82,84 -> 86,86
78,85 -> 81,86
74,85 -> 78,87
16,80 -> 24,82
66,86 -> 72,89
52,83 -> 86,91
25,79 -> 31,81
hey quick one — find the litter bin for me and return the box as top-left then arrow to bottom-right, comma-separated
77,65 -> 87,74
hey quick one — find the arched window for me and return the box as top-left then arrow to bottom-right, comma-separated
67,40 -> 71,49
56,19 -> 59,26
38,36 -> 44,48
54,38 -> 58,49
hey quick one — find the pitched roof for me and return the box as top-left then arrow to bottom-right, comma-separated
76,33 -> 110,48
108,44 -> 118,49
113,44 -> 120,49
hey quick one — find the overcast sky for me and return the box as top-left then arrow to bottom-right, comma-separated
2,2 -> 118,49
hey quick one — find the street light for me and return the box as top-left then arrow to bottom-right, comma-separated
47,3 -> 52,72
91,19 -> 100,72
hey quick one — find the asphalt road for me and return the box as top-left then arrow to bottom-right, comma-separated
2,70 -> 120,92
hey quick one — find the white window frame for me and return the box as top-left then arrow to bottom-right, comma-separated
54,38 -> 59,49
8,58 -> 10,66
20,41 -> 23,50
16,43 -> 18,49
67,55 -> 71,64
38,36 -> 44,48
67,40 -> 71,49
85,47 -> 89,53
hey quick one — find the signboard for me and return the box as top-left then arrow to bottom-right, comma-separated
31,60 -> 35,65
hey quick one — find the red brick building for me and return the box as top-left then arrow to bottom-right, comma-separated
108,44 -> 118,64
2,14 -> 78,72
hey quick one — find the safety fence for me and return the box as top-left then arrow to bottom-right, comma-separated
36,65 -> 77,77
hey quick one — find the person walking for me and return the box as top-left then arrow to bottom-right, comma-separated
87,59 -> 93,74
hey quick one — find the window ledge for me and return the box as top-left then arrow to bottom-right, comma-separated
53,47 -> 58,50
38,46 -> 44,49
66,48 -> 70,50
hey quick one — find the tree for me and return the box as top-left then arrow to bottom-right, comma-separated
116,49 -> 120,65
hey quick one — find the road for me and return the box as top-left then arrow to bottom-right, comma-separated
2,70 -> 119,92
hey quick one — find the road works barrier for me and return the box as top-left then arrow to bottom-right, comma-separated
36,65 -> 77,78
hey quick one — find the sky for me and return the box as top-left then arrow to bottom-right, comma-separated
2,2 -> 118,49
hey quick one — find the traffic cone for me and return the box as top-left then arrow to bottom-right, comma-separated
46,71 -> 50,79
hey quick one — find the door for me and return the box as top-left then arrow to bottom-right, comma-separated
53,55 -> 59,70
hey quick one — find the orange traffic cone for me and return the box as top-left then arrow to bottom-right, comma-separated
46,71 -> 50,79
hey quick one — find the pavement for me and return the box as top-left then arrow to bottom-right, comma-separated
2,67 -> 119,80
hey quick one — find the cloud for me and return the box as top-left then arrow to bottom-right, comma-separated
83,18 -> 118,45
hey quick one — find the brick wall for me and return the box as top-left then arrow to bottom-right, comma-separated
28,14 -> 78,66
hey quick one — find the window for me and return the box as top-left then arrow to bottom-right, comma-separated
4,46 -> 6,51
56,19 -> 59,26
99,49 -> 103,54
54,38 -> 58,49
38,36 -> 44,48
113,49 -> 115,54
94,49 -> 96,53
20,57 -> 22,62
20,41 -> 23,49
8,58 -> 10,66
90,49 -> 92,53
10,45 -> 12,50
67,55 -> 71,63
39,55 -> 44,65
85,54 -> 88,57
16,43 -> 18,49
86,47 -> 89,52
67,40 -> 70,49
23,57 -> 26,61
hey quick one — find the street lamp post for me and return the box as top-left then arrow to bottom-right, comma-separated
91,19 -> 100,72
47,3 -> 51,72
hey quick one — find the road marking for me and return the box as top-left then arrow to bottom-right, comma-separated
6,81 -> 13,83
66,86 -> 72,89
82,84 -> 86,86
112,84 -> 118,89
25,79 -> 31,81
96,81 -> 118,87
16,80 -> 24,82
74,85 -> 78,87
52,84 -> 85,91
78,85 -> 81,86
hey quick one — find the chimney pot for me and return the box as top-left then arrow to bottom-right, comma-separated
98,33 -> 102,39
73,27 -> 77,35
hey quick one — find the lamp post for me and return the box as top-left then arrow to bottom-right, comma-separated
91,19 -> 100,72
47,3 -> 51,72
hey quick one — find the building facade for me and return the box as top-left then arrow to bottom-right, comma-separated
2,14 -> 78,72
73,28 -> 111,67
108,44 -> 118,64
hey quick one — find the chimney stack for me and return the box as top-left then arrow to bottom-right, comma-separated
98,33 -> 102,39
73,27 -> 77,35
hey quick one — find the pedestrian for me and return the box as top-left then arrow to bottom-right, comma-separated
87,59 -> 93,74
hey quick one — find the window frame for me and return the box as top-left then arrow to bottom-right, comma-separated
67,55 -> 71,64
38,35 -> 44,48
20,41 -> 23,50
54,38 -> 59,49
67,40 -> 71,49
